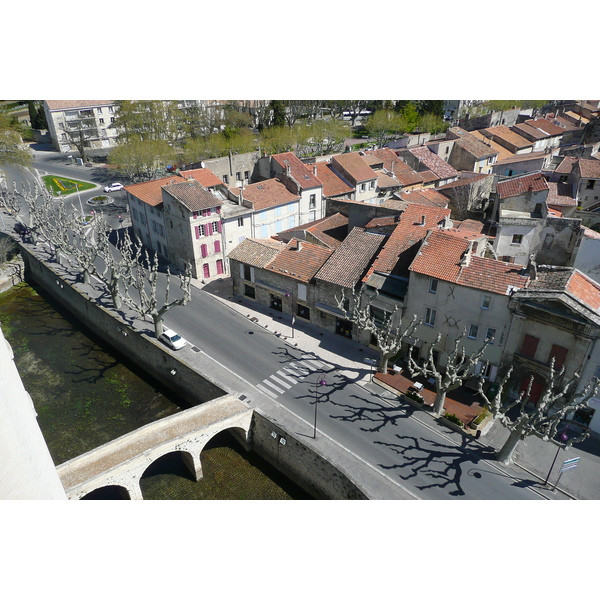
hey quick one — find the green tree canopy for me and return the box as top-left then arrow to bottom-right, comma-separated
0,111 -> 32,168
108,138 -> 177,182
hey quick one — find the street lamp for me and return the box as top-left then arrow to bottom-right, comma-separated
75,182 -> 84,217
543,430 -> 569,486
284,290 -> 295,338
313,377 -> 327,438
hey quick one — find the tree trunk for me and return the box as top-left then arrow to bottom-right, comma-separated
496,426 -> 523,465
82,269 -> 90,285
379,353 -> 390,373
153,314 -> 164,338
433,389 -> 446,416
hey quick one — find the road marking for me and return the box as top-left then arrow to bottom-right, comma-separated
270,375 -> 291,389
276,370 -> 297,386
300,360 -> 317,371
256,384 -> 278,399
284,365 -> 307,378
263,379 -> 285,394
304,359 -> 325,370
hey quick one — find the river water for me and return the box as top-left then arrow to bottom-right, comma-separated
0,281 -> 311,499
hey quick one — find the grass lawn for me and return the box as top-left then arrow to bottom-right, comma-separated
42,175 -> 96,196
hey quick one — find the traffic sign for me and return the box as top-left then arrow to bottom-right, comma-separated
560,457 -> 580,473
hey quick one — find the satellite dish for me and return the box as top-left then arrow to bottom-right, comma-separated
200,161 -> 205,168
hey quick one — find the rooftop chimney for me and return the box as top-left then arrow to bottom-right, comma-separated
297,240 -> 303,251
313,164 -> 318,176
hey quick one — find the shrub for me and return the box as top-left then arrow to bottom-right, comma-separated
471,408 -> 490,427
444,412 -> 463,427
406,390 -> 424,404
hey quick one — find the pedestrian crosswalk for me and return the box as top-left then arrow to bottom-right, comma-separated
256,357 -> 332,400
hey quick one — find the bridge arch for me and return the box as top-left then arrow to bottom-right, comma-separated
57,395 -> 253,500
80,484 -> 131,500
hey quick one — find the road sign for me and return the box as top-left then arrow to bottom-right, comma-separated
560,457 -> 580,473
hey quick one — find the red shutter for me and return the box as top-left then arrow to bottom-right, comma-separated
201,244 -> 208,258
214,240 -> 221,253
216,206 -> 221,214
520,334 -> 539,359
204,223 -> 211,237
548,345 -> 568,370
203,263 -> 210,278
217,220 -> 222,233
216,259 -> 223,274
195,226 -> 199,239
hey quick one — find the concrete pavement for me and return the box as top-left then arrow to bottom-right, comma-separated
195,274 -> 600,500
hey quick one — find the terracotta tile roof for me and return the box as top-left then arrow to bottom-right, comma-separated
125,175 -> 185,207
229,179 -> 300,211
265,239 -> 333,282
365,204 -> 451,279
555,156 -> 577,174
452,131 -> 498,159
45,100 -> 115,111
399,188 -> 449,208
228,238 -> 285,268
525,118 -> 565,137
272,152 -> 322,189
368,148 -> 423,187
583,226 -> 600,239
179,168 -> 223,188
456,219 -> 485,233
512,122 -> 547,140
313,162 -> 354,197
515,267 -> 600,323
496,172 -> 548,199
163,180 -> 222,211
277,212 -> 348,250
552,116 -> 581,131
365,215 -> 400,228
470,130 -> 514,161
493,149 -> 551,166
482,125 -> 533,150
316,228 -> 385,288
406,146 -> 458,179
331,152 -> 378,183
579,158 -> 600,179
546,181 -> 576,206
418,170 -> 440,184
376,171 -> 402,188
566,271 -> 600,311
409,230 -> 529,295
437,173 -> 492,191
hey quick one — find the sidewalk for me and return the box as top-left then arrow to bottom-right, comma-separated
194,274 -> 600,500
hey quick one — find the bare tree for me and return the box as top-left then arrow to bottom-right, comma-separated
123,246 -> 192,337
408,330 -> 492,416
337,288 -> 419,373
478,361 -> 600,464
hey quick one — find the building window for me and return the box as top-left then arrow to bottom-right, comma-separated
99,118 -> 104,124
429,278 -> 438,294
468,324 -> 479,339
360,183 -> 366,192
309,194 -> 316,209
511,234 -> 523,245
586,180 -> 595,189
244,284 -> 255,298
110,117 -> 115,123
236,171 -> 241,181
244,170 -> 249,180
297,304 -> 310,320
481,294 -> 491,310
424,307 -> 436,326
485,328 -> 496,343
238,217 -> 244,227
223,174 -> 228,184
243,264 -> 253,281
270,294 -> 282,312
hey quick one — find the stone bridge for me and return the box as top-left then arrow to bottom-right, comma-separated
56,394 -> 253,500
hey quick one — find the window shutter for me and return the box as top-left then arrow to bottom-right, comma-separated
195,226 -> 200,239
216,206 -> 221,214
214,240 -> 221,253
548,345 -> 568,370
520,334 -> 539,359
217,220 -> 222,233
201,244 -> 208,258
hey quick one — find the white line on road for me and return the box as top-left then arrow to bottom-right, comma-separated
276,370 -> 297,386
263,379 -> 285,394
256,384 -> 278,399
270,375 -> 292,389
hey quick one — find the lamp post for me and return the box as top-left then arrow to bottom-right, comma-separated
284,290 -> 295,338
313,377 -> 327,438
543,430 -> 569,486
75,182 -> 84,217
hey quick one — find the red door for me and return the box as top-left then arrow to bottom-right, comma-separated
203,263 -> 210,278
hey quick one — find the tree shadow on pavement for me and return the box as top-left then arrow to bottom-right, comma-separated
328,393 -> 418,433
375,434 -> 497,497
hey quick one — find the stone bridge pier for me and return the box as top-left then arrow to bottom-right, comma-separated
56,394 -> 253,500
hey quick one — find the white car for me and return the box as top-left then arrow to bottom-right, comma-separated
159,328 -> 187,351
104,182 -> 124,192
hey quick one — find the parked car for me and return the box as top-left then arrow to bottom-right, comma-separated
13,222 -> 29,235
104,182 -> 124,193
158,328 -> 187,351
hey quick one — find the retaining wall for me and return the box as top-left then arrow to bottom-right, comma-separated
20,246 -> 369,499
